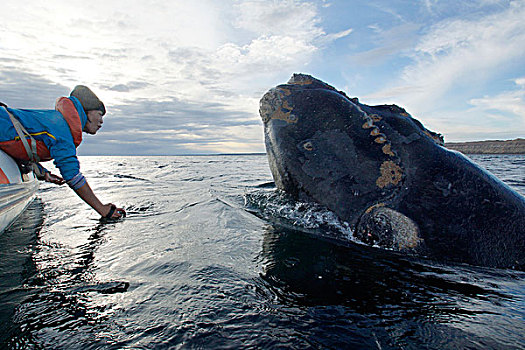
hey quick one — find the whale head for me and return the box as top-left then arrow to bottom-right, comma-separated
259,74 -> 525,269
259,74 -> 443,248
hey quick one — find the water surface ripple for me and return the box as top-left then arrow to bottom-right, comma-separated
1,154 -> 524,349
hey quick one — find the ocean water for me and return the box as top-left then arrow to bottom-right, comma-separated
0,154 -> 524,349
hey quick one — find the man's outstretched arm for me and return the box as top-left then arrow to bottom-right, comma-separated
74,181 -> 125,218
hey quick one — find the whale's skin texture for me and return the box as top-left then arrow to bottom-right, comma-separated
259,74 -> 525,270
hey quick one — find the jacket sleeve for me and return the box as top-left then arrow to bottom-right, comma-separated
47,138 -> 86,190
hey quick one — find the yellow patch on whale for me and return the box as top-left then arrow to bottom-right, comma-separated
374,136 -> 387,144
362,119 -> 374,129
365,202 -> 385,214
278,87 -> 292,96
370,114 -> 382,122
271,100 -> 297,124
376,161 -> 403,188
290,79 -> 313,86
424,130 -> 445,146
303,141 -> 314,151
382,144 -> 395,156
370,128 -> 381,136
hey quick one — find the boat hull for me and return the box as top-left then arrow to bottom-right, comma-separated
0,150 -> 39,233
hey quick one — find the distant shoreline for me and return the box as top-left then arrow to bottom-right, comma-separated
445,138 -> 525,154
78,139 -> 525,157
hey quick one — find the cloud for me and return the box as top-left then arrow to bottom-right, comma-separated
346,1 -> 525,142
469,77 -> 525,120
359,0 -> 525,146
516,77 -> 525,86
104,82 -> 151,92
0,70 -> 70,108
394,1 -> 525,112
350,23 -> 419,66
79,96 -> 265,155
1,0 -> 348,103
413,77 -> 525,142
0,0 -> 357,154
234,0 -> 322,37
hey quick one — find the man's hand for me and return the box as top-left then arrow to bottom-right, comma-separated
44,172 -> 65,185
102,203 -> 126,219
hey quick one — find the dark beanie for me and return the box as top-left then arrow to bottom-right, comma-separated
70,85 -> 106,116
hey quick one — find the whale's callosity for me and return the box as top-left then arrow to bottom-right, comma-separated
259,74 -> 525,270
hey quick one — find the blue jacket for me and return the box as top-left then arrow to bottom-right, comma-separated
0,96 -> 88,189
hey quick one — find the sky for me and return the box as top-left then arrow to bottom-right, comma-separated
1,0 -> 524,155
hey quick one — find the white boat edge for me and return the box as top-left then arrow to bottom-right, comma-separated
0,149 -> 39,233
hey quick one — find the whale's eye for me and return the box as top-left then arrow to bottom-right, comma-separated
303,141 -> 314,151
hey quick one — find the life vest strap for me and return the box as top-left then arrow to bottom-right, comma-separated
2,106 -> 40,163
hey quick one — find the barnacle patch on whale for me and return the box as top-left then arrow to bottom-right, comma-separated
376,161 -> 403,188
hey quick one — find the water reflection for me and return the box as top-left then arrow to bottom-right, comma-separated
0,199 -> 44,346
0,201 -> 128,349
256,224 -> 525,348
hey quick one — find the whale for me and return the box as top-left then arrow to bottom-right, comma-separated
259,73 -> 525,270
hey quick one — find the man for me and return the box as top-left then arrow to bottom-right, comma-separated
0,86 -> 125,219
